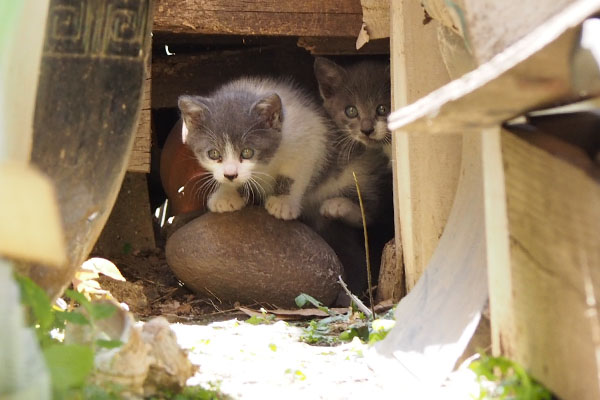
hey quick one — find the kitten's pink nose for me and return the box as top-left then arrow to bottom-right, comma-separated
224,173 -> 238,181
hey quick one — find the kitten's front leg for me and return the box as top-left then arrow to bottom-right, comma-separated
207,185 -> 245,213
320,197 -> 364,227
265,175 -> 301,220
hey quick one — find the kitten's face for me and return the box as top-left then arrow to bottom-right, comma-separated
314,58 -> 391,149
178,92 -> 283,187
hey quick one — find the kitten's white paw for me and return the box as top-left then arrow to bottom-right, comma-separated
265,195 -> 301,220
207,191 -> 245,213
320,197 -> 362,226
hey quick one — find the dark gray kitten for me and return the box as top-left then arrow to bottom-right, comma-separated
314,57 -> 391,159
304,57 -> 392,228
301,58 -> 394,296
178,77 -> 330,220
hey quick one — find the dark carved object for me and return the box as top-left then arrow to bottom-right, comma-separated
30,0 -> 153,299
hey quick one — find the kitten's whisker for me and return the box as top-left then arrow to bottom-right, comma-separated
249,177 -> 267,201
251,174 -> 274,195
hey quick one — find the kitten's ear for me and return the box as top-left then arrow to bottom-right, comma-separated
252,93 -> 283,130
178,95 -> 209,142
314,57 -> 346,99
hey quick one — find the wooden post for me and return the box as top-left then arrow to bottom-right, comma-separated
491,128 -> 600,399
390,0 -> 463,292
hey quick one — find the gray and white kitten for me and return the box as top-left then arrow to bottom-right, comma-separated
305,57 -> 392,228
178,77 -> 330,220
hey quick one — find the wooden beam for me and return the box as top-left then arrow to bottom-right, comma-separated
297,37 -> 389,55
498,129 -> 600,400
390,0 -> 461,292
153,0 -> 363,37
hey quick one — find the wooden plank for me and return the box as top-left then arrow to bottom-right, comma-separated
128,54 -> 151,173
152,45 -> 317,109
94,172 -> 156,256
297,37 -> 389,55
390,0 -> 462,292
388,0 -> 600,134
499,129 -> 600,400
387,2 -> 600,395
153,0 -> 363,37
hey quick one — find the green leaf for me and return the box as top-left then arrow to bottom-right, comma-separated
246,314 -> 274,325
88,302 -> 118,321
43,343 -> 94,391
55,310 -> 90,326
294,293 -> 330,314
368,329 -> 390,344
96,339 -> 123,349
15,275 -> 54,333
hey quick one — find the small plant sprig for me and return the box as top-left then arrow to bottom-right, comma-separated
16,274 -> 120,397
295,293 -> 395,346
470,352 -> 553,400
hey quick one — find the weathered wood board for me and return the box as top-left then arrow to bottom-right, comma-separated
498,129 -> 600,400
390,0 -> 461,292
128,56 -> 151,173
153,0 -> 363,37
385,0 -> 600,396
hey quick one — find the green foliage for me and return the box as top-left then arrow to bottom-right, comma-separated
295,293 -> 331,314
245,309 -> 276,325
43,344 -> 94,392
149,385 -> 227,400
338,325 -> 369,342
64,289 -> 117,321
15,274 -> 121,397
470,353 -> 553,400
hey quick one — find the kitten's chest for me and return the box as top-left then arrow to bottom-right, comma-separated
308,162 -> 360,203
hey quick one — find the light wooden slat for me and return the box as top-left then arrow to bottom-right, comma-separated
390,0 -> 462,292
498,129 -> 600,400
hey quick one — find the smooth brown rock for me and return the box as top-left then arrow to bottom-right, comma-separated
165,207 -> 343,307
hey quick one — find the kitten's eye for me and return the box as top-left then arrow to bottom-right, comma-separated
345,106 -> 359,118
207,149 -> 221,161
376,104 -> 388,116
240,148 -> 254,160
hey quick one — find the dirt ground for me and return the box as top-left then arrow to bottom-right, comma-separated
92,247 -> 254,323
